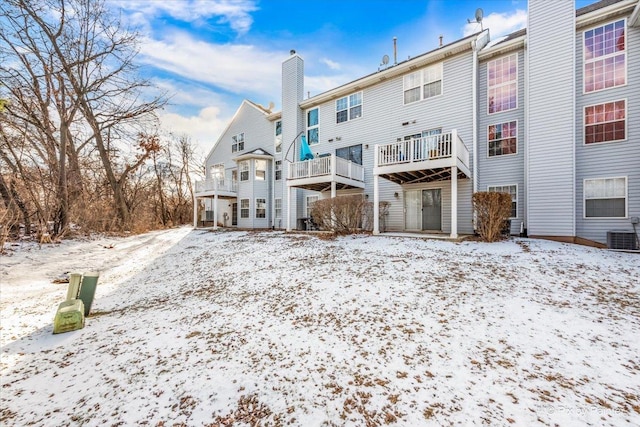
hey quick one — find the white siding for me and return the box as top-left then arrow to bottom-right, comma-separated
527,0 -> 576,237
575,14 -> 640,244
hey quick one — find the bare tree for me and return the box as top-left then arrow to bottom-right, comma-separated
0,0 -> 166,233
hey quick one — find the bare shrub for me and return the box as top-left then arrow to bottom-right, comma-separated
472,192 -> 512,242
310,195 -> 371,235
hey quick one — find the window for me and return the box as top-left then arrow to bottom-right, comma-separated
210,163 -> 224,180
336,144 -> 363,165
584,100 -> 626,144
488,121 -> 517,157
488,185 -> 518,218
336,92 -> 363,123
305,195 -> 319,217
231,133 -> 245,153
307,108 -> 319,144
275,198 -> 282,219
239,160 -> 249,181
488,53 -> 517,114
255,159 -> 266,180
240,199 -> 250,218
256,198 -> 266,218
403,63 -> 442,104
275,120 -> 282,153
584,177 -> 626,218
584,20 -> 626,93
275,160 -> 282,180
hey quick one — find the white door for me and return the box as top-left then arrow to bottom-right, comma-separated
404,190 -> 421,230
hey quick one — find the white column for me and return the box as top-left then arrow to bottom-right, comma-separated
286,185 -> 292,231
373,175 -> 380,235
193,196 -> 198,227
450,166 -> 458,239
331,181 -> 336,199
213,176 -> 218,231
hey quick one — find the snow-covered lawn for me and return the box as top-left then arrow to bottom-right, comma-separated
1,227 -> 639,426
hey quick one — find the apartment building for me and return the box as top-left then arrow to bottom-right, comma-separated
194,0 -> 639,247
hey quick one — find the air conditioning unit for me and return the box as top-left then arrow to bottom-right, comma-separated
607,231 -> 639,250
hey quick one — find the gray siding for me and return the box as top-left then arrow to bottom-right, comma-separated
307,50 -> 475,233
527,0 -> 576,237
478,49 -> 526,235
575,14 -> 640,243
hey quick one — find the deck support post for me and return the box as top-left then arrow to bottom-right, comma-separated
193,196 -> 198,227
286,184 -> 292,231
451,166 -> 458,239
373,174 -> 380,235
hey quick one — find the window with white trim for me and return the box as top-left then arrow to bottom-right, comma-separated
239,160 -> 249,181
256,198 -> 266,218
488,53 -> 517,114
275,160 -> 282,180
307,108 -> 319,145
210,163 -> 224,180
403,63 -> 442,104
255,159 -> 266,180
240,198 -> 250,218
584,177 -> 626,218
275,120 -> 282,153
305,195 -> 319,217
488,121 -> 517,157
231,132 -> 244,153
336,92 -> 363,123
275,198 -> 282,219
584,20 -> 626,93
584,100 -> 626,144
488,185 -> 517,218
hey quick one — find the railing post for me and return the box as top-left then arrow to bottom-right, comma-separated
452,129 -> 458,161
331,154 -> 336,180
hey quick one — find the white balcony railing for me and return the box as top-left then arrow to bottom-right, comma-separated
288,154 -> 364,182
376,131 -> 469,168
194,178 -> 238,193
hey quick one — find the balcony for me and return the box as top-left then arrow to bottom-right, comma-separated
287,154 -> 365,192
194,178 -> 238,197
374,130 -> 470,184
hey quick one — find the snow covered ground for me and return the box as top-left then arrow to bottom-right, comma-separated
1,227 -> 639,426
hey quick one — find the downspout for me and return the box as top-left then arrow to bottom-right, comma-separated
524,37 -> 530,237
471,38 -> 479,233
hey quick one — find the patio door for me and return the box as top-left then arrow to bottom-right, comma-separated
232,203 -> 238,226
404,190 -> 421,230
422,189 -> 441,231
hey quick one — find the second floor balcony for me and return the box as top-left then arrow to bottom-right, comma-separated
287,154 -> 365,192
194,178 -> 238,197
374,130 -> 471,184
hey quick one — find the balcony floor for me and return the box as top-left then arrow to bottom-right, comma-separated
379,167 -> 469,185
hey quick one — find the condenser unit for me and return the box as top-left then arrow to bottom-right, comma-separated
606,231 -> 639,250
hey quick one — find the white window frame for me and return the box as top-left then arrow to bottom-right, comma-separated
336,91 -> 363,123
240,198 -> 250,218
487,53 -> 518,114
583,99 -> 626,145
583,176 -> 627,219
488,185 -> 518,219
231,132 -> 245,153
305,195 -> 319,217
275,160 -> 282,181
275,198 -> 282,219
239,160 -> 249,182
255,198 -> 266,218
583,19 -> 627,94
255,159 -> 266,181
275,120 -> 282,153
307,108 -> 319,145
209,163 -> 224,180
487,120 -> 518,157
403,63 -> 443,105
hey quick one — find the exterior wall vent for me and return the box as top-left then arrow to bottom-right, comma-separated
606,231 -> 639,250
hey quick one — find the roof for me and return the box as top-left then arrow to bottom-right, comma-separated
577,0 -> 626,16
233,148 -> 274,162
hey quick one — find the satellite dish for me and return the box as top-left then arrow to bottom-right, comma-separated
381,54 -> 389,65
475,8 -> 484,23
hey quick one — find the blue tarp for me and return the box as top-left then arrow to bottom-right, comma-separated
300,135 -> 314,161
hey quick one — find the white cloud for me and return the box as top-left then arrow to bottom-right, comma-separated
320,58 -> 341,71
112,0 -> 257,35
463,9 -> 527,39
139,31 -> 283,102
159,106 -> 230,156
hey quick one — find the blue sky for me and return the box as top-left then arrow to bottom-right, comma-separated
108,0 -> 600,154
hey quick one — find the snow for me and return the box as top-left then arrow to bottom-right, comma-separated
1,227 -> 639,426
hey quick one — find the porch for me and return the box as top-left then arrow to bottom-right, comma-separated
194,178 -> 238,198
193,178 -> 238,229
372,130 -> 471,239
285,154 -> 365,231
